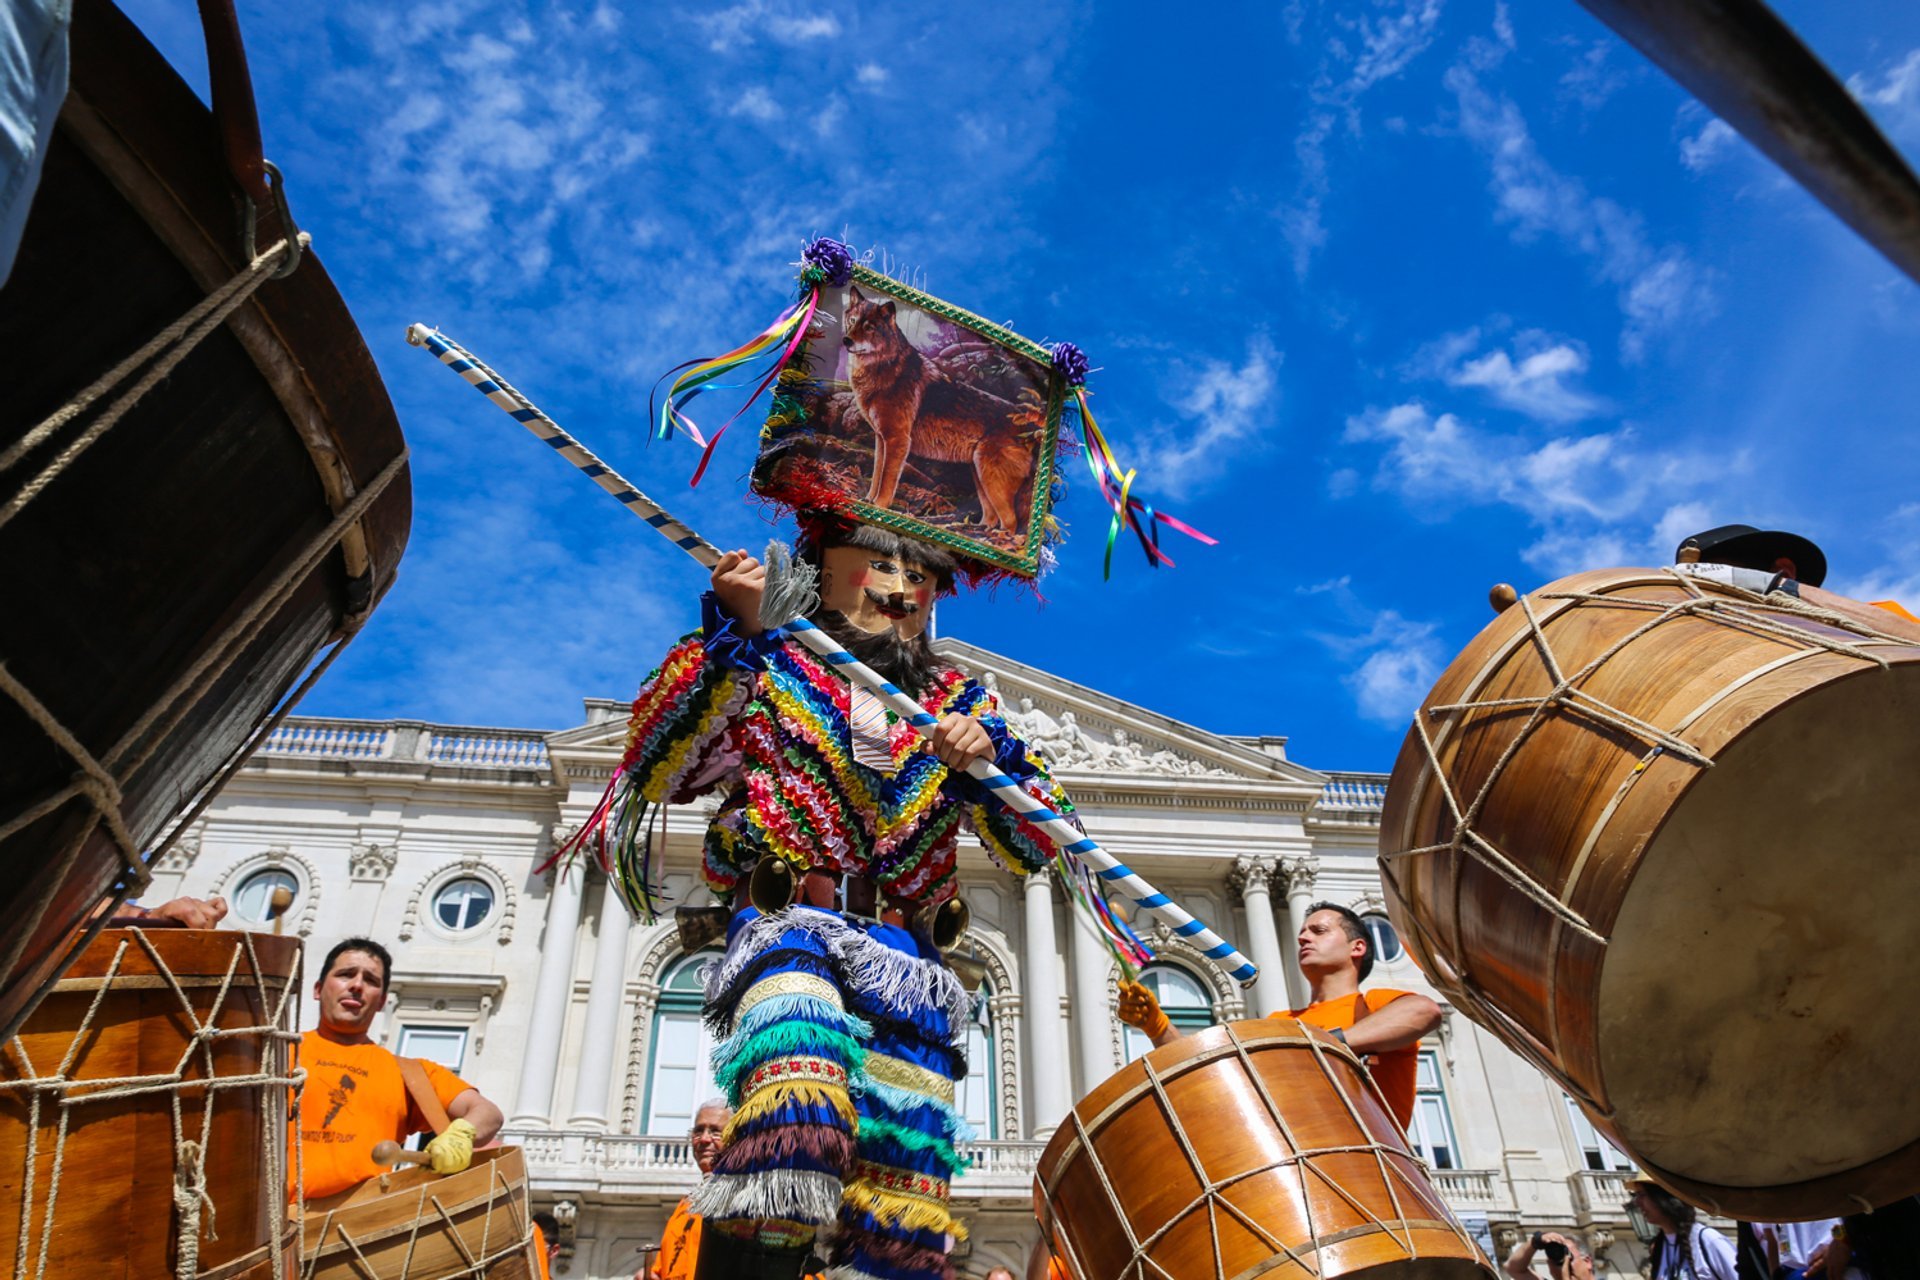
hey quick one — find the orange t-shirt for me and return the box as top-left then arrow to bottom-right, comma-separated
653,1198 -> 701,1280
532,1224 -> 552,1280
298,1031 -> 472,1198
1278,989 -> 1420,1130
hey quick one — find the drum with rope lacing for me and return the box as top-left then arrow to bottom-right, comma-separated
1380,565 -> 1920,1218
0,0 -> 410,1040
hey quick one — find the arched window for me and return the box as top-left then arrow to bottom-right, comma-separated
1362,913 -> 1403,965
1122,964 -> 1215,1063
644,951 -> 721,1136
956,980 -> 998,1139
234,868 -> 298,924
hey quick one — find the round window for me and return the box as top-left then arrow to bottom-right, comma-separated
234,868 -> 298,923
433,877 -> 495,931
1363,913 -> 1403,965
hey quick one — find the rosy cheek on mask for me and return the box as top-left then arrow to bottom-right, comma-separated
914,587 -> 932,608
847,569 -> 870,589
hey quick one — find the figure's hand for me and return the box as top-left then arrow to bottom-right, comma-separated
425,1118 -> 477,1174
1117,980 -> 1171,1042
148,896 -> 228,929
711,550 -> 766,638
926,712 -> 992,771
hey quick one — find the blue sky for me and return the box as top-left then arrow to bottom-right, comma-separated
120,0 -> 1920,773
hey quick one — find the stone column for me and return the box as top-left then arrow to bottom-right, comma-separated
1229,856 -> 1288,1018
510,864 -> 586,1126
1068,903 -> 1118,1096
567,877 -> 634,1130
1280,856 -> 1319,1010
1021,869 -> 1072,1138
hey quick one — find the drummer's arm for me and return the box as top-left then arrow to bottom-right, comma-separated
1343,993 -> 1441,1055
104,895 -> 229,928
446,1089 -> 505,1146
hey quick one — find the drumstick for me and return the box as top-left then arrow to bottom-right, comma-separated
266,886 -> 293,935
406,324 -> 1260,988
370,1140 -> 433,1167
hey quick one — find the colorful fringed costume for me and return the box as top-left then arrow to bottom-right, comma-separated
613,597 -> 1072,1280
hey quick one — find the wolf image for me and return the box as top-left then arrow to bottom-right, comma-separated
841,285 -> 1035,531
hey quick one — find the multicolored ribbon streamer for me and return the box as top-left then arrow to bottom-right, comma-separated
1071,385 -> 1219,580
653,287 -> 821,487
406,322 -> 1260,989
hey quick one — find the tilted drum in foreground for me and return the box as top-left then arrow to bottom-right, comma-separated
0,0 -> 410,1039
1379,566 -> 1920,1217
1035,1020 -> 1491,1280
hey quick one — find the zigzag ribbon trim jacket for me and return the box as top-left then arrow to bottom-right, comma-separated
612,594 -> 1076,904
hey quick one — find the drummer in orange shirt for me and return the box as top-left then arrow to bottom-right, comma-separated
298,937 -> 506,1199
1116,902 -> 1440,1130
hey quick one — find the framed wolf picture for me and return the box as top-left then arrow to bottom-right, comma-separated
751,265 -> 1066,579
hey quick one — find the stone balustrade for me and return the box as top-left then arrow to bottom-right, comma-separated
259,716 -> 550,771
1316,773 -> 1388,816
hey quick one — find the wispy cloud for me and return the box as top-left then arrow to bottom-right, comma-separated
1130,337 -> 1282,498
1280,0 -> 1447,277
1679,117 -> 1738,172
1408,327 -> 1605,422
728,86 -> 784,122
1444,15 -> 1716,359
697,1 -> 842,53
1298,578 -> 1446,726
1342,399 -> 1723,572
1557,39 -> 1628,113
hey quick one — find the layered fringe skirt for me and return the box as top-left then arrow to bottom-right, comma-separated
689,906 -> 974,1280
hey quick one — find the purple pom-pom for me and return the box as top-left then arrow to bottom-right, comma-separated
1051,341 -> 1090,387
802,237 -> 855,287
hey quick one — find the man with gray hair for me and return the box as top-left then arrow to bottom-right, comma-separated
641,1100 -> 732,1280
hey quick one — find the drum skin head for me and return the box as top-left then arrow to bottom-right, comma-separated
1599,663 -> 1920,1190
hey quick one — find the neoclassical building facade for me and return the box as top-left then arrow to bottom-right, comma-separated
153,638 -> 1665,1278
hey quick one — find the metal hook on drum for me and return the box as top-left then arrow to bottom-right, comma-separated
240,160 -> 304,279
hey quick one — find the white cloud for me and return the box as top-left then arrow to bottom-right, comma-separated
1344,401 -> 1724,576
728,86 -> 783,122
1850,48 -> 1920,110
1558,40 -> 1627,113
1279,0 -> 1446,277
1348,630 -> 1444,727
1411,328 -> 1605,423
697,1 -> 841,53
1679,118 -> 1737,172
856,62 -> 889,87
1445,30 -> 1716,359
1130,337 -> 1282,498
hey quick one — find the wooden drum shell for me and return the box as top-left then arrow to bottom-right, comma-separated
1034,1021 -> 1490,1280
1380,568 -> 1920,1217
0,928 -> 302,1279
0,0 -> 409,1039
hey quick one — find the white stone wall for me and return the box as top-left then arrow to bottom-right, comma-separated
161,639 -> 1666,1278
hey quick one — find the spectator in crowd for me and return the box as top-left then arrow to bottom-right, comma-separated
1835,1197 -> 1920,1280
298,937 -> 505,1199
1503,1230 -> 1598,1280
1117,901 -> 1441,1128
1755,1218 -> 1859,1280
983,1266 -> 1016,1280
642,1100 -> 732,1280
1626,1175 -> 1736,1280
532,1211 -> 560,1280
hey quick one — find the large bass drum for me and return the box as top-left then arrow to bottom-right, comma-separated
1380,566 -> 1920,1217
1034,1020 -> 1490,1280
0,0 -> 409,1038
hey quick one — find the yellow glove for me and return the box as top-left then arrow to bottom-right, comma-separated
1116,981 -> 1170,1041
424,1118 -> 476,1174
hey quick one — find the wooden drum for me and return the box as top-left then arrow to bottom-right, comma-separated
302,1148 -> 538,1280
0,0 -> 409,1039
0,927 -> 303,1279
1034,1021 -> 1491,1280
1380,566 -> 1920,1217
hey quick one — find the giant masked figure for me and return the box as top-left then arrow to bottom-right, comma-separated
603,518 -> 1073,1280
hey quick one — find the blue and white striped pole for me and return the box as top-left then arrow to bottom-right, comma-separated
406,324 -> 1258,988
